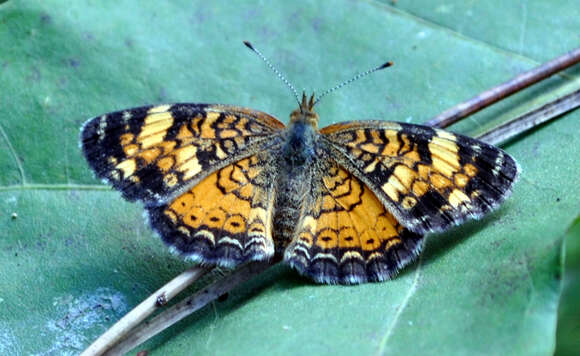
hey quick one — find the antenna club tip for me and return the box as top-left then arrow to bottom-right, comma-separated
379,61 -> 394,69
243,41 -> 255,50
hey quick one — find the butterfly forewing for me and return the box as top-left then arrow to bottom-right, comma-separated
320,121 -> 519,234
81,104 -> 285,205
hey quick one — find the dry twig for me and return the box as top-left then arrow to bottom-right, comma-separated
425,47 -> 580,128
476,89 -> 580,145
105,261 -> 275,355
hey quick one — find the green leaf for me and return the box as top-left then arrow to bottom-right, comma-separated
1,0 -> 578,354
556,216 -> 580,356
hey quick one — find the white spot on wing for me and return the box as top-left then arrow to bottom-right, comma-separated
292,245 -> 311,260
97,115 -> 107,141
217,236 -> 244,250
194,230 -> 216,245
244,236 -> 265,248
492,151 -> 505,177
122,110 -> 132,123
312,253 -> 338,264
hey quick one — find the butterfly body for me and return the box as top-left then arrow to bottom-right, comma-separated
81,93 -> 519,284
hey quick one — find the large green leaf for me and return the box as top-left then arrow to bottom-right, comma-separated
1,0 -> 579,354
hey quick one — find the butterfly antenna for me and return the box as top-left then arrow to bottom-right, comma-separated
313,61 -> 394,106
243,41 -> 301,106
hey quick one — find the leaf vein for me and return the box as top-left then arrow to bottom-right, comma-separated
0,184 -> 110,192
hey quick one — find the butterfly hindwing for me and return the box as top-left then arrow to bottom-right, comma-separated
320,121 -> 519,234
284,157 -> 423,284
81,103 -> 285,204
148,151 -> 279,267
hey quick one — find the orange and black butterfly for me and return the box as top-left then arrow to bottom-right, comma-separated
80,46 -> 519,284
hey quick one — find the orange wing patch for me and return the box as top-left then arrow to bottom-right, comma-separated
284,161 -> 423,284
148,154 -> 276,267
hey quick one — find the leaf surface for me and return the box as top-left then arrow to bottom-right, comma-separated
0,0 -> 578,354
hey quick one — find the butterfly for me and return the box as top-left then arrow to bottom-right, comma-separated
80,89 -> 519,284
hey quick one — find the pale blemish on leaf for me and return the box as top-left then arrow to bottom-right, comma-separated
32,288 -> 127,356
0,323 -> 21,355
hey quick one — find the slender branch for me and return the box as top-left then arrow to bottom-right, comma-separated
476,88 -> 580,145
81,266 -> 211,356
424,47 -> 580,128
105,261 -> 275,355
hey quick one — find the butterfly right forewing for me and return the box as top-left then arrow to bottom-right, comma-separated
320,121 -> 519,235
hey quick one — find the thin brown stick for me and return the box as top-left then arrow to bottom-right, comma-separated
81,266 -> 211,356
105,261 -> 275,355
477,89 -> 580,145
424,47 -> 580,128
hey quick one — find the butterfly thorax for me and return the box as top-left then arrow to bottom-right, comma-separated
283,93 -> 320,164
280,121 -> 317,167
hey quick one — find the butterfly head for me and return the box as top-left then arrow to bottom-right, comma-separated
290,92 -> 319,129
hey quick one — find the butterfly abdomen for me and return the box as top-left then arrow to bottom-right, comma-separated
272,168 -> 313,253
271,123 -> 319,252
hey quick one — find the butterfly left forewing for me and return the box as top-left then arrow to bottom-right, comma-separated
81,103 -> 285,205
320,121 -> 519,234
